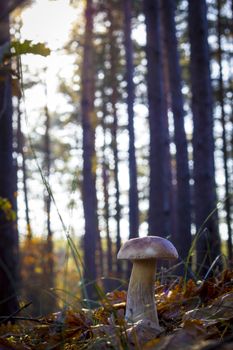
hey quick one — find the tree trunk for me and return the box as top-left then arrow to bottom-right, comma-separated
108,9 -> 122,275
0,0 -> 26,21
81,0 -> 99,300
43,78 -> 56,312
96,230 -> 104,281
216,0 -> 232,262
161,0 -> 192,267
16,91 -> 31,240
0,10 -> 19,317
44,79 -> 52,244
188,0 -> 221,275
143,0 -> 170,237
160,16 -> 174,243
101,101 -> 113,290
123,0 -> 139,240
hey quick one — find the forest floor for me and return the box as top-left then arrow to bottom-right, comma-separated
0,269 -> 233,349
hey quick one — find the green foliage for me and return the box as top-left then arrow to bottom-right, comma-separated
0,40 -> 50,64
10,40 -> 51,57
0,197 -> 16,221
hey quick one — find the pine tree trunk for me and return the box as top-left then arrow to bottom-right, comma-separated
108,9 -> 122,275
161,0 -> 192,266
81,0 -> 99,299
96,230 -> 104,281
216,0 -> 232,262
102,158 -> 112,274
160,19 -> 174,242
44,79 -> 56,312
44,79 -> 52,243
101,100 -> 113,291
123,0 -> 139,240
0,0 -> 25,20
143,0 -> 170,237
0,9 -> 19,317
188,0 -> 221,275
16,93 -> 31,240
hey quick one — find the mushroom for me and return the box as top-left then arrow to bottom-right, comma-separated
117,236 -> 178,326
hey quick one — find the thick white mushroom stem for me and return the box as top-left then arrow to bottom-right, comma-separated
125,258 -> 159,325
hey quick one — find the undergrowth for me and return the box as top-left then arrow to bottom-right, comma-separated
0,268 -> 233,349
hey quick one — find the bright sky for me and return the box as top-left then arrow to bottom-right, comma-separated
20,0 -> 76,50
19,0 -> 78,111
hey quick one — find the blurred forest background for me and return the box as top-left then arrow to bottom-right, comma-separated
0,0 -> 232,319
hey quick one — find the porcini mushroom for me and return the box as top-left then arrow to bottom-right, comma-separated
117,236 -> 178,326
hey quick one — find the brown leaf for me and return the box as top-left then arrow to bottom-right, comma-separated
148,328 -> 206,350
183,292 -> 233,326
91,324 -> 124,349
126,319 -> 163,348
64,309 -> 90,328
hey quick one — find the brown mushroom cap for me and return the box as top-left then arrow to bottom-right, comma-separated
117,236 -> 178,260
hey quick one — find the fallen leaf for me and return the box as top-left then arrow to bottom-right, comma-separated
183,292 -> 233,326
126,319 -> 163,348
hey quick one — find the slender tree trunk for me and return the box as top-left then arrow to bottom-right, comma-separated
0,9 -> 19,317
216,0 -> 232,262
188,0 -> 221,275
232,0 -> 233,21
108,10 -> 122,275
16,94 -> 31,240
143,0 -> 169,237
101,102 -> 113,290
123,0 -> 139,240
102,154 -> 112,274
81,0 -> 99,299
110,105 -> 121,273
112,103 -> 122,274
96,230 -> 104,280
44,82 -> 52,243
161,0 -> 192,265
43,78 -> 57,312
44,78 -> 55,295
0,0 -> 25,21
160,19 -> 174,241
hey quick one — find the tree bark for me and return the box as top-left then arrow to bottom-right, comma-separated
123,0 -> 139,240
161,0 -> 192,266
44,77 -> 52,243
188,0 -> 221,274
101,100 -> 113,290
143,0 -> 170,237
0,0 -> 26,21
81,0 -> 99,299
0,10 -> 19,317
216,0 -> 232,262
43,77 -> 56,312
108,9 -> 122,275
16,91 -> 31,240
